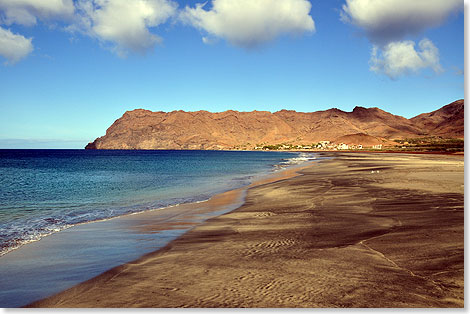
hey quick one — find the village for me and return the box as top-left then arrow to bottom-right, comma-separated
252,141 -> 383,151
241,136 -> 463,153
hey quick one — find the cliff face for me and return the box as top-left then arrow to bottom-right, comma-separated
86,100 -> 464,150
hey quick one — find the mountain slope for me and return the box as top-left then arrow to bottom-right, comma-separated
410,99 -> 464,137
332,133 -> 388,146
86,100 -> 464,150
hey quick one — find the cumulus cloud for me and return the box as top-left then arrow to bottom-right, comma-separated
0,0 -> 74,64
72,0 -> 177,56
370,38 -> 443,79
0,26 -> 33,64
341,0 -> 461,78
180,0 -> 315,48
0,0 -> 75,26
341,0 -> 462,44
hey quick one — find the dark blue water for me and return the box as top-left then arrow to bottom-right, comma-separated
0,149 -> 314,257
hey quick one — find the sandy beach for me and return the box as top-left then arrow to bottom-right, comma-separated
29,152 -> 464,308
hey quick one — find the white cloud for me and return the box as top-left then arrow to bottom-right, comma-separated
0,0 -> 75,26
341,0 -> 462,44
0,0 -> 73,64
341,0 -> 461,78
370,38 -> 443,79
72,0 -> 177,56
180,0 -> 315,48
0,26 -> 33,64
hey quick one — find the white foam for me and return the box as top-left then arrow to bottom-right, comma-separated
275,153 -> 317,170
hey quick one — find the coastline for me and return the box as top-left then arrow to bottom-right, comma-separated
0,149 -> 309,259
28,152 -> 464,308
0,154 -> 316,308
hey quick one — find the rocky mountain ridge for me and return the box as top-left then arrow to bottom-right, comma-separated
85,99 -> 464,150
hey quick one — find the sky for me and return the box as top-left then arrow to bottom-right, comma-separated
0,0 -> 465,148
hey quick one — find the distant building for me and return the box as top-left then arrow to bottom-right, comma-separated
317,141 -> 330,149
337,143 -> 349,150
372,144 -> 383,149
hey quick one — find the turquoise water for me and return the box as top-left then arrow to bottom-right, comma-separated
0,149 -> 317,307
0,149 -> 314,256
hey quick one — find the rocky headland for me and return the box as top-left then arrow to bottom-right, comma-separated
85,100 -> 464,150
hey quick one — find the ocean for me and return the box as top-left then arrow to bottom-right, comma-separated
0,149 -> 317,307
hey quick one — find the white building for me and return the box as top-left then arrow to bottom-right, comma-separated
317,141 -> 330,149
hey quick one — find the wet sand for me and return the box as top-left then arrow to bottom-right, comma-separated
29,152 -> 464,308
0,160 -> 309,308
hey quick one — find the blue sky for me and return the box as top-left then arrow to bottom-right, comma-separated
0,0 -> 464,148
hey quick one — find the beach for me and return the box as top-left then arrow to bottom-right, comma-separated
29,152 -> 464,308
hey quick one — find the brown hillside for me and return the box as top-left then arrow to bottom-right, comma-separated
86,100 -> 464,150
332,133 -> 393,147
410,99 -> 464,138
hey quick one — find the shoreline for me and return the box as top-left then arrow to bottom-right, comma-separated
1,149 -> 461,259
0,150 -> 309,258
28,152 -> 464,308
0,156 -> 316,308
83,147 -> 464,155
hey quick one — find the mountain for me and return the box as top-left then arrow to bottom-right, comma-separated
410,99 -> 464,138
85,100 -> 464,150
